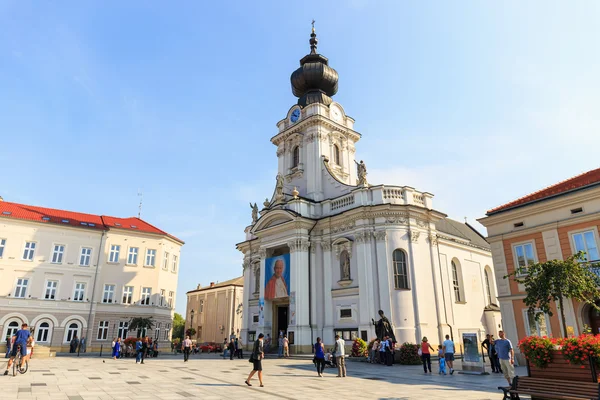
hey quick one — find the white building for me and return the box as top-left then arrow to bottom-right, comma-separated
0,198 -> 183,352
236,28 -> 500,353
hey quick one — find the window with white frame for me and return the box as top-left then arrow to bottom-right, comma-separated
172,255 -> 178,272
168,291 -> 174,308
392,249 -> 409,289
155,325 -> 160,340
109,245 -> 120,263
122,286 -> 133,304
145,249 -> 156,267
14,278 -> 29,298
484,269 -> 493,305
163,252 -> 169,270
0,238 -> 6,258
65,322 -> 79,343
79,247 -> 92,266
103,284 -> 115,303
513,242 -> 536,274
252,315 -> 259,323
22,241 -> 36,261
572,230 -> 600,261
340,309 -> 352,318
73,282 -> 85,302
36,322 -> 51,342
199,299 -> 204,313
160,289 -> 165,306
118,321 -> 129,339
5,321 -> 19,339
292,146 -> 300,168
127,247 -> 139,265
333,144 -> 340,165
164,324 -> 170,340
524,309 -> 551,337
451,260 -> 463,303
51,244 -> 65,264
97,321 -> 109,340
44,280 -> 58,300
141,287 -> 151,305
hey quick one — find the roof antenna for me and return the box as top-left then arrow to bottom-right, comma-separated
138,190 -> 143,218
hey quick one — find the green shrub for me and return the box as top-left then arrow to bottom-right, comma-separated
398,342 -> 422,365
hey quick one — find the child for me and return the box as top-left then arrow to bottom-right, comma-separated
438,345 -> 447,375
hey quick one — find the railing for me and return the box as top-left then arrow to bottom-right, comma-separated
413,193 -> 425,206
331,194 -> 355,211
383,188 -> 404,199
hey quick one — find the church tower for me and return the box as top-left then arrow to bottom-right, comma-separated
271,25 -> 362,202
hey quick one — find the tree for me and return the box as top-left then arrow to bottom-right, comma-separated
129,317 -> 154,336
506,251 -> 600,337
172,313 -> 185,340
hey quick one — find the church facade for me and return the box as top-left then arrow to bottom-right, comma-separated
237,28 -> 500,352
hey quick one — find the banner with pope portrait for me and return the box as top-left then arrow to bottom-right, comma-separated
264,254 -> 291,300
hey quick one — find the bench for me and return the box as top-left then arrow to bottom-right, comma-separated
499,376 -> 600,400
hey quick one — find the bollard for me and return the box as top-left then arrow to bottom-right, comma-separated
99,344 -> 103,357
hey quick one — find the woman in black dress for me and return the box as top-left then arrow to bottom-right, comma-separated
245,333 -> 265,387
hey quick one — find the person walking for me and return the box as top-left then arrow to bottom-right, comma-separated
245,333 -> 265,387
228,339 -> 236,360
482,334 -> 495,372
490,337 -> 503,374
313,337 -> 325,377
141,337 -> 148,364
442,334 -> 455,375
437,345 -> 447,375
334,334 -> 346,377
183,336 -> 192,362
70,334 -> 79,353
135,338 -> 143,364
238,338 -> 244,359
379,336 -> 388,365
282,335 -> 289,358
80,336 -> 86,353
385,338 -> 394,366
420,337 -> 434,373
112,338 -> 121,360
495,330 -> 515,386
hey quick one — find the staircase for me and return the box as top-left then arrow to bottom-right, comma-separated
32,345 -> 55,359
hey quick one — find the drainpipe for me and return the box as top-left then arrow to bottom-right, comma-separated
86,230 -> 106,349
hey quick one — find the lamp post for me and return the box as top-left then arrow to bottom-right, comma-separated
190,309 -> 195,338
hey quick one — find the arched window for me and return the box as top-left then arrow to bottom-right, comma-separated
340,250 -> 351,280
65,322 -> 79,343
484,267 -> 493,305
333,144 -> 340,165
36,322 -> 50,342
392,249 -> 409,289
451,260 -> 463,303
292,146 -> 300,168
5,321 -> 19,340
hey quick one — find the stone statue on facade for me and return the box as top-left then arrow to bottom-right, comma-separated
341,253 -> 351,280
372,309 -> 396,342
263,198 -> 270,208
355,160 -> 368,186
249,202 -> 258,224
275,174 -> 285,202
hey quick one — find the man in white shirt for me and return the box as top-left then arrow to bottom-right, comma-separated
183,336 -> 192,362
442,334 -> 455,374
334,335 -> 346,377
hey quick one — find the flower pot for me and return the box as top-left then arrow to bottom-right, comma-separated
528,350 -> 598,383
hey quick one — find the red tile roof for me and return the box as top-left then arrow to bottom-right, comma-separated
487,167 -> 600,215
0,201 -> 183,244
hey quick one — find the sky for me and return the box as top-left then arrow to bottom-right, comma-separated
1,1 -> 599,315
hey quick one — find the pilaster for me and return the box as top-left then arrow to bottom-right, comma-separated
374,230 -> 392,323
258,248 -> 272,338
355,230 -> 376,339
322,240 -> 334,344
288,238 -> 311,352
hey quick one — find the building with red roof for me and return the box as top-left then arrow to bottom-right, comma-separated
479,167 -> 600,363
0,197 -> 183,354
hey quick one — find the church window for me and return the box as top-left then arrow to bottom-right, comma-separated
451,260 -> 464,303
333,144 -> 340,165
340,309 -> 352,318
392,249 -> 409,289
292,146 -> 300,168
340,250 -> 351,280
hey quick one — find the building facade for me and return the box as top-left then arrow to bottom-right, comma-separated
479,168 -> 600,362
185,277 -> 244,344
0,198 -> 183,352
236,28 -> 500,352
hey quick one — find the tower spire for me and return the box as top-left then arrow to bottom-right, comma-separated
310,19 -> 318,54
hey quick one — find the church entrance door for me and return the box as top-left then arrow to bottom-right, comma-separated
276,305 -> 289,336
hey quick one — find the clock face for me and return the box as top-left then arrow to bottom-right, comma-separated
290,108 -> 300,123
331,108 -> 341,122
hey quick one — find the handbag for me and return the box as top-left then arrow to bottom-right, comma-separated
418,348 -> 422,356
248,353 -> 255,363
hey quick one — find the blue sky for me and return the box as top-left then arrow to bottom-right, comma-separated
1,1 -> 599,315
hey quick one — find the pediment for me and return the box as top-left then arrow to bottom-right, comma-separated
251,210 -> 297,233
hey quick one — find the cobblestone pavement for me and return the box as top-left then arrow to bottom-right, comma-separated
0,353 -> 526,399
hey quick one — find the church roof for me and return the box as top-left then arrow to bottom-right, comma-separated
186,276 -> 244,294
435,218 -> 490,250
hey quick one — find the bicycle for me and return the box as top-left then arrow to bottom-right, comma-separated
12,345 -> 28,376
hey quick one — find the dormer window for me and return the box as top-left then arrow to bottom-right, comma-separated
292,146 -> 300,168
333,144 -> 340,165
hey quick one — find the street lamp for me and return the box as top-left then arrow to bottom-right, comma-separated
190,309 -> 195,336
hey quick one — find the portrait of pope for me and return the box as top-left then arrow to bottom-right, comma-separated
265,258 -> 289,300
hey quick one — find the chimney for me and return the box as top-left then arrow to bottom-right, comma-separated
210,282 -> 215,288
0,196 -> 3,202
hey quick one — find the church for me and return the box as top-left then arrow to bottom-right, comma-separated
236,27 -> 500,352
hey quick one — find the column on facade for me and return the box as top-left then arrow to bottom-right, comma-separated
374,230 -> 393,323
355,230 -> 376,339
322,240 -> 334,344
258,248 -> 272,338
240,254 -> 251,343
427,232 -> 447,344
406,229 -> 425,344
288,238 -> 311,351
309,242 -> 319,342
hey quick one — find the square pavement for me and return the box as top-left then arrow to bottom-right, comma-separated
0,353 -> 526,399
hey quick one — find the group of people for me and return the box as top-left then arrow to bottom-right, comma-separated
419,335 -> 456,375
226,337 -> 244,360
108,337 -> 158,363
69,335 -> 86,353
3,323 -> 33,375
369,336 -> 396,366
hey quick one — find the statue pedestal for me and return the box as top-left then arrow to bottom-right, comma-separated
337,279 -> 352,287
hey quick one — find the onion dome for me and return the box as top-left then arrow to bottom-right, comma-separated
290,23 -> 339,107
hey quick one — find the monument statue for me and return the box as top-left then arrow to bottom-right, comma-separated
249,202 -> 258,224
263,198 -> 270,208
341,253 -> 351,280
275,174 -> 285,202
372,309 -> 396,342
355,160 -> 368,186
